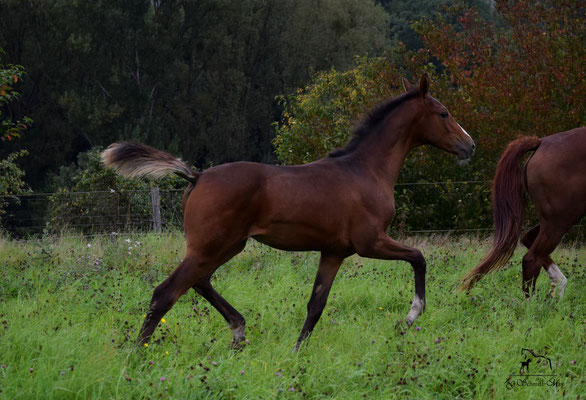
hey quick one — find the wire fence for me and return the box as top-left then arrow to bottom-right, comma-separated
0,181 -> 583,242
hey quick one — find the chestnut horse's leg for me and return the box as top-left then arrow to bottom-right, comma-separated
521,225 -> 567,297
138,238 -> 248,347
294,254 -> 344,351
358,235 -> 426,326
521,223 -> 567,297
192,280 -> 247,348
138,255 -> 210,345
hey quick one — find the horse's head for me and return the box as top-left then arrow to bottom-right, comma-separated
402,75 -> 475,160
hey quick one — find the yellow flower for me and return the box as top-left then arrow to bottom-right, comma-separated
378,307 -> 383,310
161,318 -> 166,323
165,350 -> 169,355
144,343 -> 149,348
143,314 -> 146,318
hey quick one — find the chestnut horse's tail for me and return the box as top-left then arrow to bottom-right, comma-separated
101,142 -> 200,183
461,136 -> 541,290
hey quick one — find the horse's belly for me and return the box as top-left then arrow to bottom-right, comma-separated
250,222 -> 352,254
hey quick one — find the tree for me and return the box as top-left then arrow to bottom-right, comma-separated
0,0 -> 390,188
414,0 -> 585,149
0,48 -> 31,220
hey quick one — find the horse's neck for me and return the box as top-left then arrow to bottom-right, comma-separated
356,119 -> 417,187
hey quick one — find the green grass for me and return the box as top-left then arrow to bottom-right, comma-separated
0,233 -> 584,399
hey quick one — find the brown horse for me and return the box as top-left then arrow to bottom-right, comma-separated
462,128 -> 586,296
102,75 -> 475,350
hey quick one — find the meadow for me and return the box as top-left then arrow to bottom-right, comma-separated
0,233 -> 584,399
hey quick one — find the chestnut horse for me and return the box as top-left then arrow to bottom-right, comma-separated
102,75 -> 475,350
462,128 -> 585,296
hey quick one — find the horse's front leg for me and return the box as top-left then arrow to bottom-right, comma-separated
293,254 -> 344,351
356,234 -> 426,326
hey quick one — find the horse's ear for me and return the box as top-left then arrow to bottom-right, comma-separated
418,74 -> 430,96
402,77 -> 415,92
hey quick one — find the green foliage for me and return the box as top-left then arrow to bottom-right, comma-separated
45,148 -> 186,234
0,56 -> 32,143
0,0 -> 389,187
273,55 -> 406,165
0,49 -> 31,220
0,235 -> 584,398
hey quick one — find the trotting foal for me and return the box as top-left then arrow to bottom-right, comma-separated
102,75 -> 475,350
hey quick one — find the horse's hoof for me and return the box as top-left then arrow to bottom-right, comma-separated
230,339 -> 247,351
394,319 -> 410,334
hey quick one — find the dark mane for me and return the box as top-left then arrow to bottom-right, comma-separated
328,90 -> 418,158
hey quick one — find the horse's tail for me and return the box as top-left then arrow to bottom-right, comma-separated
461,136 -> 541,290
101,142 -> 200,183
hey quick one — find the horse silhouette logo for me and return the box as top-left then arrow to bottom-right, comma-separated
506,348 -> 560,390
520,348 -> 552,374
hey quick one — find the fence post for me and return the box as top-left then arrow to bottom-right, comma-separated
151,186 -> 161,234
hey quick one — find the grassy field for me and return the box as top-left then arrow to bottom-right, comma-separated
0,233 -> 584,399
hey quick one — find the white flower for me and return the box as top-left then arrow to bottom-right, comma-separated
87,244 -> 91,248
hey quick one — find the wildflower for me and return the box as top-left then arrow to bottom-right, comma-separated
288,387 -> 295,392
240,369 -> 245,375
61,371 -> 66,375
357,362 -> 362,367
84,286 -> 89,290
378,307 -> 383,310
144,343 -> 149,348
125,239 -> 131,243
29,367 -> 34,373
212,361 -> 217,366
245,339 -> 250,344
570,360 -> 576,365
372,340 -> 376,343
275,372 -> 282,377
149,361 -> 154,365
165,351 -> 169,355
161,318 -> 166,323
416,326 -> 421,331
435,338 -> 440,344
87,243 -> 91,248
160,377 -> 166,382
1,364 -> 6,368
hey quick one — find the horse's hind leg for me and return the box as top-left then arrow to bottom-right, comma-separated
294,254 -> 344,351
522,223 -> 567,297
193,279 -> 247,349
521,225 -> 567,297
138,254 -> 211,345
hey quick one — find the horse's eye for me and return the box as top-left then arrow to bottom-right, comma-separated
440,111 -> 449,119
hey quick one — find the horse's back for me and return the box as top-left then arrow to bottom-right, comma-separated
526,127 -> 586,221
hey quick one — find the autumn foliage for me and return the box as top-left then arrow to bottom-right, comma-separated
415,0 -> 585,152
